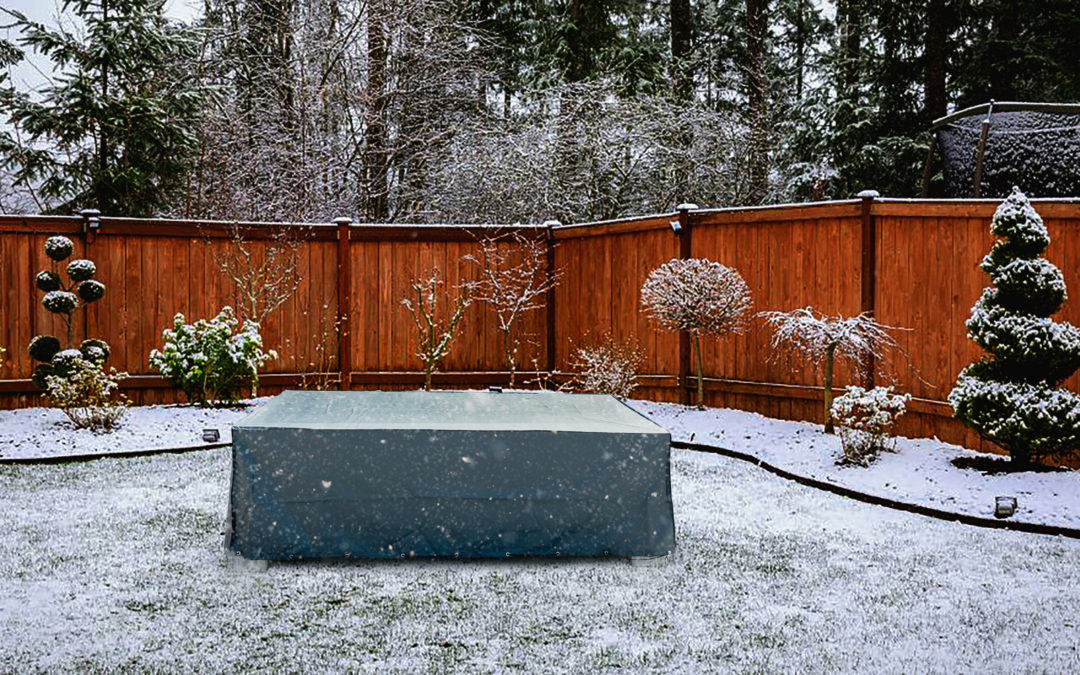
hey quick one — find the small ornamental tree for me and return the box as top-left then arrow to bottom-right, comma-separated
27,235 -> 124,429
760,308 -> 900,434
463,231 -> 561,387
400,271 -> 473,390
641,258 -> 752,408
949,188 -> 1080,467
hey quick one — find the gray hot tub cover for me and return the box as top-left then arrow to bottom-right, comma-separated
227,390 -> 675,560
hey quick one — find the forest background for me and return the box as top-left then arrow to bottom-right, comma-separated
0,0 -> 1077,223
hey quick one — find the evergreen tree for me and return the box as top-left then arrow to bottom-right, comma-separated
0,0 -> 203,216
949,188 -> 1080,467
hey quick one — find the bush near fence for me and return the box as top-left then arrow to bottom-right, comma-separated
3,197 -> 1080,458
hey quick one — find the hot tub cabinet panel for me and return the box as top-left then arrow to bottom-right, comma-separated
227,390 -> 675,560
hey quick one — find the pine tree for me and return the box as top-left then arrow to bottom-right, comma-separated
0,0 -> 203,216
949,188 -> 1080,467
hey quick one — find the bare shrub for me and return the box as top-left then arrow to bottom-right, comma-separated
463,230 -> 560,387
760,307 -> 903,433
641,258 -> 752,408
400,270 -> 473,390
566,334 -> 643,399
211,223 -> 307,327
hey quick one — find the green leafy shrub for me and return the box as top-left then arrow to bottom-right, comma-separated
149,306 -> 276,406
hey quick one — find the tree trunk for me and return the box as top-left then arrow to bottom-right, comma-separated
924,0 -> 947,121
795,0 -> 805,101
989,2 -> 1017,101
745,0 -> 769,204
693,334 -> 705,409
670,0 -> 693,103
364,0 -> 390,221
823,344 -> 836,433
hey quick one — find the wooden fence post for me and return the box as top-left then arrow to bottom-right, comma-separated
857,190 -> 879,388
973,101 -> 994,197
335,217 -> 353,390
675,203 -> 696,405
543,220 -> 561,376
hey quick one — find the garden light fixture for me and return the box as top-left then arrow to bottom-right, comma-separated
994,496 -> 1017,519
202,428 -> 221,443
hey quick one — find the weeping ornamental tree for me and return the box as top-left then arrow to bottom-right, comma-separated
949,188 -> 1080,467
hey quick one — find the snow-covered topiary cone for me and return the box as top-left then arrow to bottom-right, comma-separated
949,187 -> 1080,466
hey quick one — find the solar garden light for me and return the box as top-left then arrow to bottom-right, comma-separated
202,428 -> 221,443
488,386 -> 502,393
994,496 -> 1018,519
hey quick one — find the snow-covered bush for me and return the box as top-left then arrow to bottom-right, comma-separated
949,188 -> 1080,467
567,335 -> 643,399
44,357 -> 127,431
641,258 -> 752,409
149,306 -> 276,406
832,386 -> 910,467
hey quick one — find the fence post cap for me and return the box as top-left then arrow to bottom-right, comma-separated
675,203 -> 699,211
542,219 -> 562,228
856,190 -> 880,199
78,208 -> 101,218
333,216 -> 353,225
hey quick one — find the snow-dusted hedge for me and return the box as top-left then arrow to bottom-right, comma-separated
149,306 -> 276,407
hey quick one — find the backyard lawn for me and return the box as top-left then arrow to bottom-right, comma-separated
2,445 -> 1078,672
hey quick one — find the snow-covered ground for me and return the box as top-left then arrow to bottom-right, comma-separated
0,400 -> 268,460
1,447 -> 1078,672
4,396 -> 1078,534
628,400 -> 1080,531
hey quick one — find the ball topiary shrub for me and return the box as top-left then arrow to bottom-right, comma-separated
26,235 -> 125,430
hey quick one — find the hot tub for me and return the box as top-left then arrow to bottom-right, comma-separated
226,390 -> 675,560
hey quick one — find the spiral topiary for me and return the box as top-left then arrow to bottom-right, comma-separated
949,187 -> 1080,466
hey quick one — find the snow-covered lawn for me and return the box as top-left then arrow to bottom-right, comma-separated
0,400 -> 267,461
628,401 -> 1080,531
1,447 -> 1079,672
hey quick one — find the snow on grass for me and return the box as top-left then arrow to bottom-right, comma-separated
628,400 -> 1080,531
0,399 -> 268,460
1,448 -> 1079,672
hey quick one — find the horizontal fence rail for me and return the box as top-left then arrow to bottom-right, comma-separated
3,198 -> 1080,459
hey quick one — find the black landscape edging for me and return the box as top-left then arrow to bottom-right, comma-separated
671,439 -> 1080,541
0,441 -> 231,465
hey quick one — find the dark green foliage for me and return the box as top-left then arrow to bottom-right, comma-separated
42,291 -> 77,315
66,259 -> 97,281
28,335 -> 61,363
36,271 -> 61,292
31,364 -> 53,390
79,339 -> 111,364
950,188 -> 1080,466
44,236 -> 74,262
77,280 -> 106,303
0,0 -> 204,215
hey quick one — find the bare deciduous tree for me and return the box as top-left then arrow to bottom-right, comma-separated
641,258 -> 753,409
463,230 -> 560,386
400,270 -> 472,390
759,307 -> 902,433
211,223 -> 306,327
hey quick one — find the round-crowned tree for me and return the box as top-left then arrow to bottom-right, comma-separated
949,187 -> 1080,467
641,258 -> 752,409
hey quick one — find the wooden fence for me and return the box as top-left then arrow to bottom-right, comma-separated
3,197 -> 1080,456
